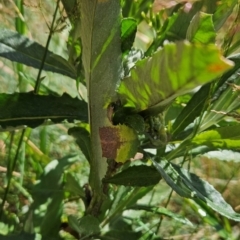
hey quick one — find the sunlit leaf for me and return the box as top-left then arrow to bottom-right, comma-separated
0,29 -> 77,79
187,12 -> 216,44
118,41 -> 233,113
192,125 -> 240,149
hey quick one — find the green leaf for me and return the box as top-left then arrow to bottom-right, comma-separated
78,215 -> 100,235
0,28 -> 77,79
121,18 -> 137,54
0,92 -> 88,129
152,158 -> 240,221
99,125 -> 139,163
171,83 -> 211,139
28,155 -> 79,237
192,125 -> 240,149
200,75 -> 240,132
124,114 -> 145,133
187,12 -> 216,44
68,124 -> 91,162
104,165 -> 161,186
68,215 -> 81,235
118,41 -> 233,113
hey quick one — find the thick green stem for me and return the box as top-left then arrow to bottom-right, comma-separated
80,0 -> 122,216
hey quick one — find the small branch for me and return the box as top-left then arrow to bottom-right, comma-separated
34,0 -> 60,94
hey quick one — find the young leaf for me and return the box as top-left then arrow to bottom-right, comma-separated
152,158 -> 240,221
104,165 -> 161,186
118,41 -> 233,113
99,125 -> 139,163
187,12 -> 216,44
0,92 -> 88,128
0,29 -> 77,79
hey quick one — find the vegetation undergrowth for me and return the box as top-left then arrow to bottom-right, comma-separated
0,0 -> 240,239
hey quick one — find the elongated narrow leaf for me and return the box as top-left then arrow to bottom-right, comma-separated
0,92 -> 88,128
104,165 -> 161,186
171,83 -> 211,139
187,12 -> 216,44
0,29 -> 77,79
200,75 -> 240,132
118,41 -> 233,113
192,125 -> 240,149
152,158 -> 240,221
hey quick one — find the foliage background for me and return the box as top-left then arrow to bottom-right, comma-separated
0,0 -> 240,239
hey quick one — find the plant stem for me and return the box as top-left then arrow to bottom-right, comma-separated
34,0 -> 60,94
79,0 -> 121,216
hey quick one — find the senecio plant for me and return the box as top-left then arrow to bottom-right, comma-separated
1,0 -> 240,239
